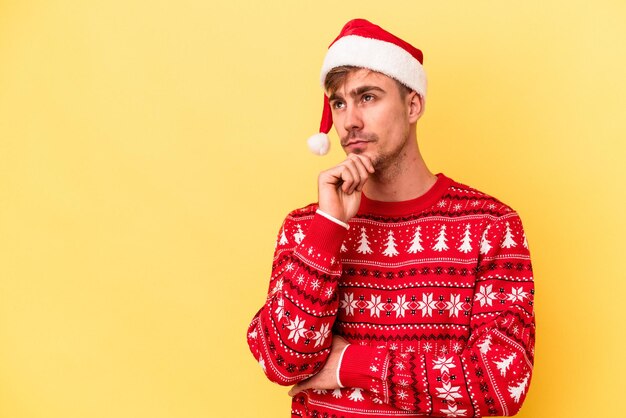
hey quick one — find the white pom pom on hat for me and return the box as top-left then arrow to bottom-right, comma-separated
308,18 -> 427,156
307,133 -> 330,156
307,94 -> 333,155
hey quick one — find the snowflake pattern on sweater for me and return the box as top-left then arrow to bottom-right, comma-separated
247,174 -> 535,417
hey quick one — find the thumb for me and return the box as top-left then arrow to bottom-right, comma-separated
288,384 -> 302,397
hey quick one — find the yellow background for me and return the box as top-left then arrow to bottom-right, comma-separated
1,1 -> 624,417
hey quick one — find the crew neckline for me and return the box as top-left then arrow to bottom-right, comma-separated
358,173 -> 453,217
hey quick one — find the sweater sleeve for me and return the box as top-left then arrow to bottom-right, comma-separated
247,210 -> 349,386
339,212 -> 535,416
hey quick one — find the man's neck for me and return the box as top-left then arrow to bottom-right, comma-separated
363,147 -> 436,202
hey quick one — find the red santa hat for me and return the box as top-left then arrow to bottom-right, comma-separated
307,19 -> 427,155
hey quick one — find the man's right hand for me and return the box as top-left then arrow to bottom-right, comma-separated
318,154 -> 375,223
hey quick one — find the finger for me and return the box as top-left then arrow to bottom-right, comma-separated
340,160 -> 360,194
353,154 -> 375,173
348,156 -> 371,191
288,383 -> 306,397
339,165 -> 356,194
320,165 -> 346,185
320,166 -> 351,195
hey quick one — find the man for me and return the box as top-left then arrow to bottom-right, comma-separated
247,19 -> 535,417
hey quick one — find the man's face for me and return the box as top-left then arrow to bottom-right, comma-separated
328,69 -> 416,169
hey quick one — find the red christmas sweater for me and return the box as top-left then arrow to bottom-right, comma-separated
247,173 -> 535,417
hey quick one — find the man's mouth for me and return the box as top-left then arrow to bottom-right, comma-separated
342,132 -> 378,147
344,139 -> 371,147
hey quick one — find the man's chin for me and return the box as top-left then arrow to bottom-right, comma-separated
342,149 -> 382,169
344,146 -> 371,157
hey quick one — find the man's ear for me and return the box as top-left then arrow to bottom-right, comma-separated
407,91 -> 424,123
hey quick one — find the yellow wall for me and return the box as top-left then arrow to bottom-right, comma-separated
1,1 -> 624,417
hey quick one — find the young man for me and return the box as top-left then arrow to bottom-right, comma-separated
247,19 -> 535,417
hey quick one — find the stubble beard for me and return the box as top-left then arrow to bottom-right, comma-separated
371,129 -> 411,180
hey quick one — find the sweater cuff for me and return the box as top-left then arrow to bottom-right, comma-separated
316,209 -> 350,229
339,344 -> 386,389
299,212 -> 349,256
336,344 -> 350,388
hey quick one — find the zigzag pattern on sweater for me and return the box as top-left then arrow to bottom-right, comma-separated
337,332 -> 470,344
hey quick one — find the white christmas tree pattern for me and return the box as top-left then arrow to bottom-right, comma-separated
508,372 -> 531,403
293,224 -> 305,244
382,230 -> 399,257
494,352 -> 517,376
501,221 -> 517,248
348,388 -> 364,402
523,232 -> 528,249
279,228 -> 289,245
341,242 -> 348,252
407,226 -> 424,253
356,227 -> 373,254
478,335 -> 492,354
432,225 -> 449,252
458,224 -> 473,253
480,225 -> 492,255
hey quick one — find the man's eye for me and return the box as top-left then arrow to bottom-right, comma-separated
363,94 -> 374,102
332,101 -> 345,109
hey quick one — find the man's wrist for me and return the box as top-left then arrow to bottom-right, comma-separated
316,209 -> 350,229
336,344 -> 350,388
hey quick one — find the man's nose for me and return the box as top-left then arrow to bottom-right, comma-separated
343,104 -> 363,132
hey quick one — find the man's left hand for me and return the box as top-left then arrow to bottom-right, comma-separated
288,335 -> 349,396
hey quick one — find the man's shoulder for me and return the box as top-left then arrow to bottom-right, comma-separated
445,175 -> 518,218
283,202 -> 320,221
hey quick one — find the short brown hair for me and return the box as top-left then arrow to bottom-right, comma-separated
324,65 -> 412,98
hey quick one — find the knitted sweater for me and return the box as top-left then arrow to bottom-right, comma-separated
247,173 -> 535,417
